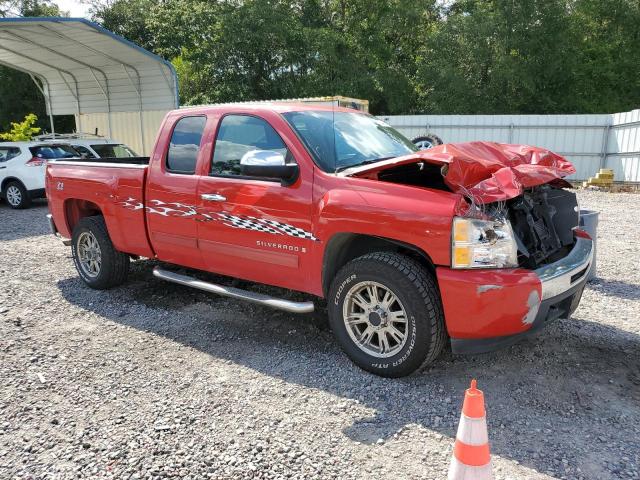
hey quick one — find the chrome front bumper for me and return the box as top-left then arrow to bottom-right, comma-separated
535,237 -> 593,300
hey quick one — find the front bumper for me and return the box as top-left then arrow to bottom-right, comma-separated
437,236 -> 593,354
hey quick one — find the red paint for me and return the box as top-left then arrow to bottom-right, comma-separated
349,141 -> 575,203
437,266 -> 542,338
45,103 -> 577,343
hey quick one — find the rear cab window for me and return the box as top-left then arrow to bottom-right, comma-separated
166,116 -> 207,174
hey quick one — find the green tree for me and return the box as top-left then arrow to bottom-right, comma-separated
85,0 -> 640,115
415,0 -> 579,114
0,113 -> 41,141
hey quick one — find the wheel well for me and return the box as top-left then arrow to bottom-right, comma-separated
64,199 -> 102,234
1,177 -> 24,193
322,233 -> 436,296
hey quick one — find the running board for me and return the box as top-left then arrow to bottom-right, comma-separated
152,267 -> 314,314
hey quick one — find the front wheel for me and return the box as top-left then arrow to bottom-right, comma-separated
328,252 -> 446,377
71,216 -> 129,289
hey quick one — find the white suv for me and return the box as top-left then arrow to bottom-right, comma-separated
0,142 -> 79,209
34,134 -> 138,159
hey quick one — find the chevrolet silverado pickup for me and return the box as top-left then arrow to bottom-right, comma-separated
45,104 -> 593,377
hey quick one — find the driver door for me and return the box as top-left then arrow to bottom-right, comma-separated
196,113 -> 314,290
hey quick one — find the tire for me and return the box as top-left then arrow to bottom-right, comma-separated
328,252 -> 446,377
4,181 -> 31,209
71,215 -> 129,289
412,133 -> 443,150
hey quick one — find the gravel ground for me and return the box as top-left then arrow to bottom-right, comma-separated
0,190 -> 638,480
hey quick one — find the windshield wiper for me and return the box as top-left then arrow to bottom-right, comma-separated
335,156 -> 395,173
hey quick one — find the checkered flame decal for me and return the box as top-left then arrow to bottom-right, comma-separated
116,197 -> 319,241
218,213 -> 318,240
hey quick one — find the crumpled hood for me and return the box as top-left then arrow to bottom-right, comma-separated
343,141 -> 576,203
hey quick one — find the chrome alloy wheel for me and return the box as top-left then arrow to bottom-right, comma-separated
342,281 -> 409,358
6,185 -> 22,206
77,231 -> 102,278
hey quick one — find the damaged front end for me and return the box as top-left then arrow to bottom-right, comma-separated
460,184 -> 580,270
345,141 -> 593,351
507,185 -> 579,269
345,140 -> 581,270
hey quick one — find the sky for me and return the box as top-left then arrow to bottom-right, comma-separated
56,0 -> 91,18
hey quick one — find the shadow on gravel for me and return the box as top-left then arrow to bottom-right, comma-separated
57,260 -> 640,478
587,278 -> 640,300
0,200 -> 50,241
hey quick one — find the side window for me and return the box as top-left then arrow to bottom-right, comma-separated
211,115 -> 289,176
73,145 -> 97,158
166,116 -> 207,174
0,147 -> 21,162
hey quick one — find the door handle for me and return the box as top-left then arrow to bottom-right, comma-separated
0,166 -> 6,169
201,193 -> 226,202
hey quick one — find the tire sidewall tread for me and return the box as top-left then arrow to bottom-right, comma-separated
328,252 -> 446,377
71,215 -> 129,289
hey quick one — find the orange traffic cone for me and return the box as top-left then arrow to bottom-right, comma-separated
448,379 -> 493,480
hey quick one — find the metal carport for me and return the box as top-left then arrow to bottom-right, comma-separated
0,17 -> 178,154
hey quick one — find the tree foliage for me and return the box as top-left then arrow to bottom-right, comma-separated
90,0 -> 638,115
1,0 -> 638,130
0,113 -> 41,141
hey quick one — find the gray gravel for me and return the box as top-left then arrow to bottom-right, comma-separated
0,190 -> 638,480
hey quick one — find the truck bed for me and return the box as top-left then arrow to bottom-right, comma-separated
46,158 -> 154,258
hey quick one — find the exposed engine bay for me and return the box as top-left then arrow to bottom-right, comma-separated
374,161 -> 579,269
505,185 -> 579,268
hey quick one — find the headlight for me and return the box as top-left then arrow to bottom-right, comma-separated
451,217 -> 518,269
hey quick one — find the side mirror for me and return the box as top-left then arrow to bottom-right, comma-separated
240,150 -> 299,186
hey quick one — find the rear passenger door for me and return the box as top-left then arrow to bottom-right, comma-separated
196,113 -> 314,290
145,115 -> 209,269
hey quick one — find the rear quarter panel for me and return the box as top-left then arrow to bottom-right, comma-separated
46,163 -> 154,258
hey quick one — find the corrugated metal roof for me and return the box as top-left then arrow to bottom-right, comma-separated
0,17 -> 178,116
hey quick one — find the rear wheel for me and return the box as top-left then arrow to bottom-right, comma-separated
4,181 -> 31,209
328,252 -> 446,377
71,216 -> 129,289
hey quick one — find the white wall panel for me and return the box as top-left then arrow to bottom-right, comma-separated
76,110 -> 168,155
382,110 -> 640,182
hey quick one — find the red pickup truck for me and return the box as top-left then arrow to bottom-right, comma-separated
46,104 -> 593,377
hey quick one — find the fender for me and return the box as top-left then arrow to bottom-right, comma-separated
309,182 -> 461,296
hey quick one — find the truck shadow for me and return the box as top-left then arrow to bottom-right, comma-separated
56,260 -> 640,478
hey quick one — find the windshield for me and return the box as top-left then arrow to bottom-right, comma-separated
91,143 -> 138,158
282,111 -> 417,172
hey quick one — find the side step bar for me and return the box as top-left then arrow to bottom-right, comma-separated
153,267 -> 315,314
